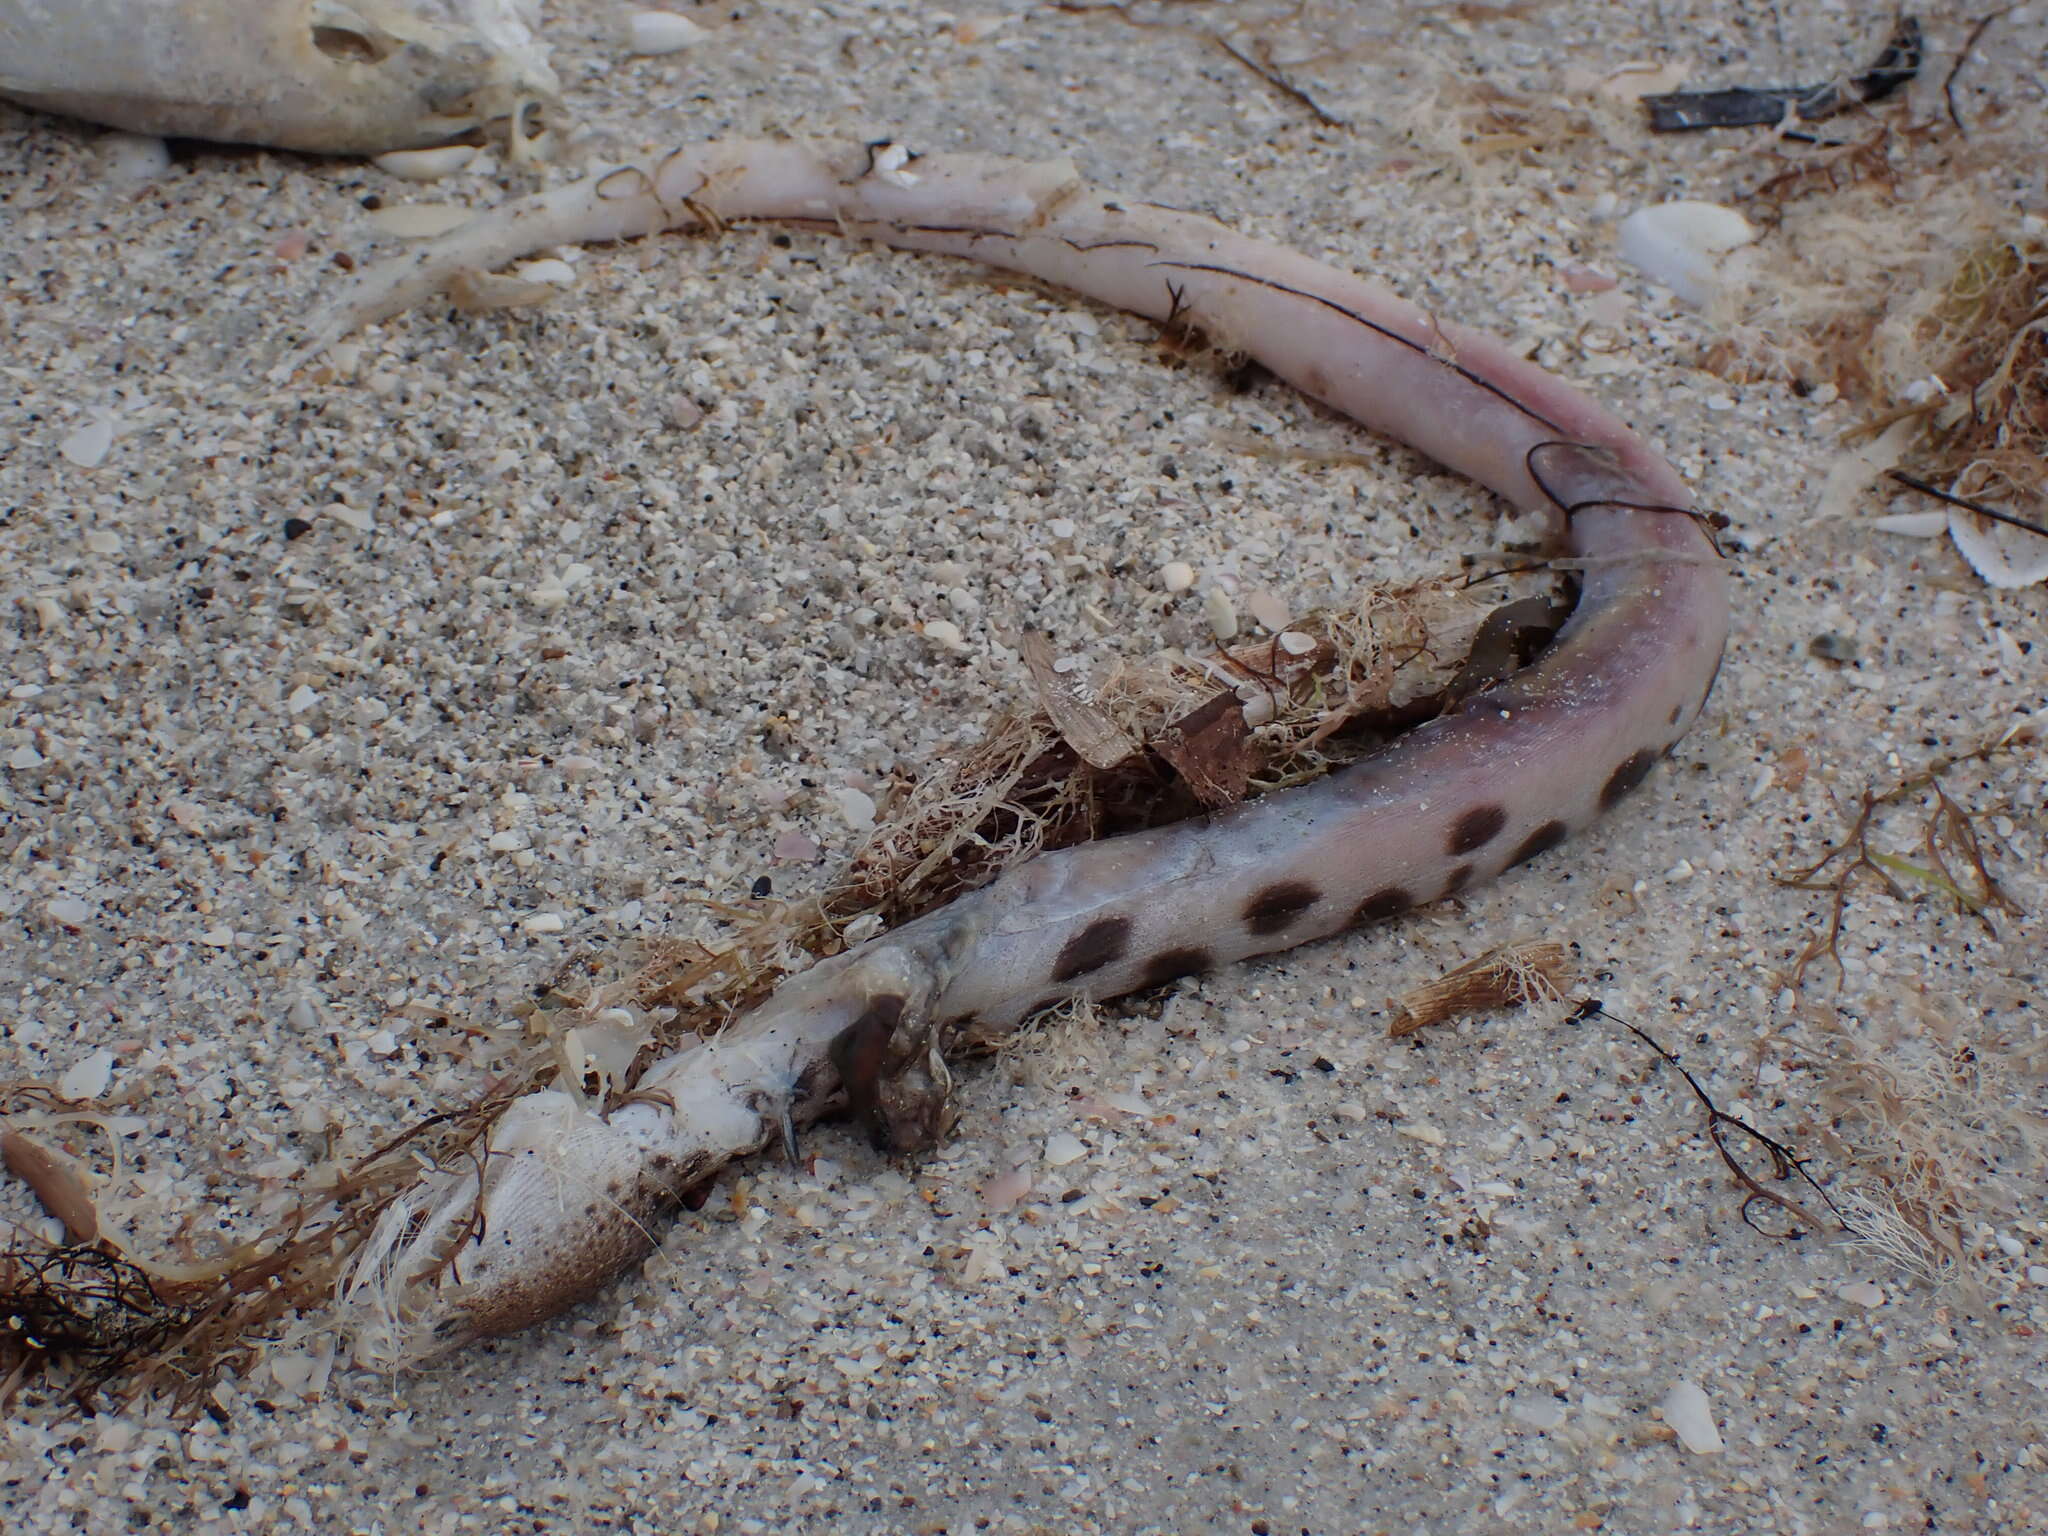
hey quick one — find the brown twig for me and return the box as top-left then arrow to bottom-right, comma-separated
1777,736 -> 2026,989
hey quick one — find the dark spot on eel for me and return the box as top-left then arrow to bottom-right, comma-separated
1052,915 -> 1134,982
1509,819 -> 1569,868
1142,947 -> 1213,987
1446,803 -> 1508,857
1242,880 -> 1321,935
1600,748 -> 1660,810
1352,887 -> 1413,926
1440,863 -> 1474,899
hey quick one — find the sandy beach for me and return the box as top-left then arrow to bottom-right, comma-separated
3,2 -> 2043,1531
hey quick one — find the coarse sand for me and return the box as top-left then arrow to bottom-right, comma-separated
2,2 -> 2044,1532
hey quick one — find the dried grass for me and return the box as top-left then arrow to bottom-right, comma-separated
1815,996 -> 2047,1296
1707,122 -> 2048,528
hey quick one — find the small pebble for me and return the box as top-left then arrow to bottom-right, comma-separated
922,618 -> 966,651
99,132 -> 171,183
1837,1280 -> 1885,1308
1659,1379 -> 1724,1454
1160,560 -> 1196,593
628,9 -> 709,54
523,913 -> 566,934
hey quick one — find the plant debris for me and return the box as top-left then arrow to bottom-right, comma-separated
1386,940 -> 1569,1037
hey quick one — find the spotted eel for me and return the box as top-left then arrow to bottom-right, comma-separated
315,141 -> 1730,1362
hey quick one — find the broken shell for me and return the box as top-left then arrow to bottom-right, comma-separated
372,143 -> 478,180
0,0 -> 559,155
1658,1378 -> 1725,1454
1948,507 -> 2048,589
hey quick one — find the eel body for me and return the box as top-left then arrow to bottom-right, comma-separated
314,141 -> 1730,1363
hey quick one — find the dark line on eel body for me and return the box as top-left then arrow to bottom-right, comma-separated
1149,261 -> 1569,436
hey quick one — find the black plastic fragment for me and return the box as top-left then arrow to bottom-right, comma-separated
1642,17 -> 1921,132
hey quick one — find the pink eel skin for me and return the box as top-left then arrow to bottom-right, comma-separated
309,142 -> 1731,1360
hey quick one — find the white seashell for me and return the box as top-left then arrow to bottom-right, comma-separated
1659,1379 -> 1725,1453
626,9 -> 707,55
372,144 -> 477,181
1948,507 -> 2048,589
0,0 -> 559,154
1617,201 -> 1758,306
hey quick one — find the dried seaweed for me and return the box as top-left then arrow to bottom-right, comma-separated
1386,941 -> 1569,1037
